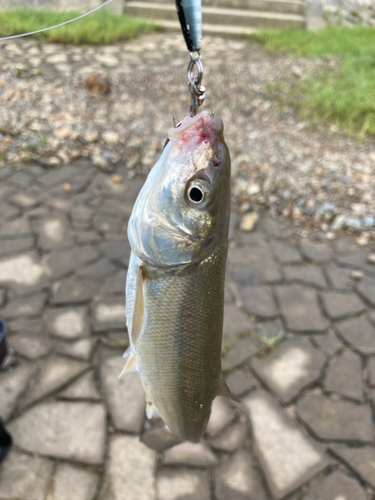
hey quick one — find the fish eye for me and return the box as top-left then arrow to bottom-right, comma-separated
186,179 -> 213,208
188,186 -> 204,203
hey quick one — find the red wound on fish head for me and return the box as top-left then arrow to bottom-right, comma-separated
168,111 -> 222,150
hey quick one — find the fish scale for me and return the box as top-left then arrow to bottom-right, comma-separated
137,242 -> 227,441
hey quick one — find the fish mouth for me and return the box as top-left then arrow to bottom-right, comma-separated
168,110 -> 225,149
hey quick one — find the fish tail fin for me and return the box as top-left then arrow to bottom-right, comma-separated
118,347 -> 137,378
217,374 -> 240,403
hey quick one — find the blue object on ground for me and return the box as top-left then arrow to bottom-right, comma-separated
0,318 -> 7,367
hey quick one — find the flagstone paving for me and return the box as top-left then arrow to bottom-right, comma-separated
1,36 -> 375,500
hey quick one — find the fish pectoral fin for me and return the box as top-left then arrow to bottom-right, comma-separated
131,264 -> 146,346
118,347 -> 137,378
217,374 -> 241,403
145,396 -> 160,419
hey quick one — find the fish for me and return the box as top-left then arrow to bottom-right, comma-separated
122,110 -> 234,442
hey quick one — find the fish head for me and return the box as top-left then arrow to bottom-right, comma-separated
128,110 -> 231,268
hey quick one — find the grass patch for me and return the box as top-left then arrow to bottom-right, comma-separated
0,8 -> 157,44
252,27 -> 375,136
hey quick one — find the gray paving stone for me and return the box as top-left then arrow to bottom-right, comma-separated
296,392 -> 374,443
71,205 -> 95,223
0,362 -> 36,421
223,304 -> 253,338
98,239 -> 131,264
20,354 -> 89,408
225,368 -> 256,397
300,240 -> 332,263
252,338 -> 326,403
102,270 -> 127,295
357,276 -> 375,306
311,332 -> 343,357
100,355 -> 145,433
243,391 -> 329,500
8,334 -> 53,359
99,199 -> 133,217
163,442 -> 218,467
0,450 -> 54,500
335,315 -> 375,355
44,245 -> 100,279
51,275 -> 98,304
333,447 -> 375,495
0,202 -> 20,222
54,463 -> 99,500
44,306 -> 91,338
228,246 -> 282,283
100,435 -> 156,500
57,338 -> 97,360
0,288 -> 5,307
320,291 -> 364,320
222,336 -> 261,370
74,230 -> 101,244
336,254 -> 375,276
92,299 -> 126,331
0,252 -> 50,294
37,165 -> 81,187
275,285 -> 328,333
141,426 -> 181,452
8,171 -> 34,189
205,396 -> 235,438
76,257 -> 117,279
93,214 -> 123,233
8,317 -> 44,334
367,357 -> 375,386
38,215 -> 73,250
210,418 -> 248,453
239,285 -> 277,318
1,292 -> 47,319
10,191 -> 39,209
303,469 -> 367,500
8,401 -> 106,463
270,239 -> 302,264
283,265 -> 327,288
333,237 -> 359,254
59,370 -> 101,400
324,349 -> 364,401
0,236 -> 34,258
0,217 -> 32,237
256,318 -> 285,344
156,470 -> 210,500
215,449 -> 267,500
325,266 -> 353,289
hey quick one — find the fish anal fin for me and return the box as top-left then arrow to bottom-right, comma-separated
131,265 -> 146,346
145,396 -> 160,419
119,347 -> 137,378
217,374 -> 240,403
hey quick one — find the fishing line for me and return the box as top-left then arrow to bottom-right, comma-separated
0,0 -> 114,41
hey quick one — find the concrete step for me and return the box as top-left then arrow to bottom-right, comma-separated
125,2 -> 306,29
160,20 -> 257,37
132,0 -> 305,15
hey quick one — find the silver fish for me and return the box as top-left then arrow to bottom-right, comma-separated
122,110 -> 233,442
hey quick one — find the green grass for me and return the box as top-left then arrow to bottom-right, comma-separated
0,8 -> 157,44
252,27 -> 375,137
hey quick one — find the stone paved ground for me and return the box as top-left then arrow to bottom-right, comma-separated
1,161 -> 375,500
1,34 -> 375,500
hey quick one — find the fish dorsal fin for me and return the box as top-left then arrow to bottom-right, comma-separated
131,264 -> 146,346
217,374 -> 240,403
119,347 -> 138,378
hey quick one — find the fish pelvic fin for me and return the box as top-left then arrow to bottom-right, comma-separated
118,347 -> 137,378
131,264 -> 146,346
217,374 -> 240,403
145,395 -> 160,419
